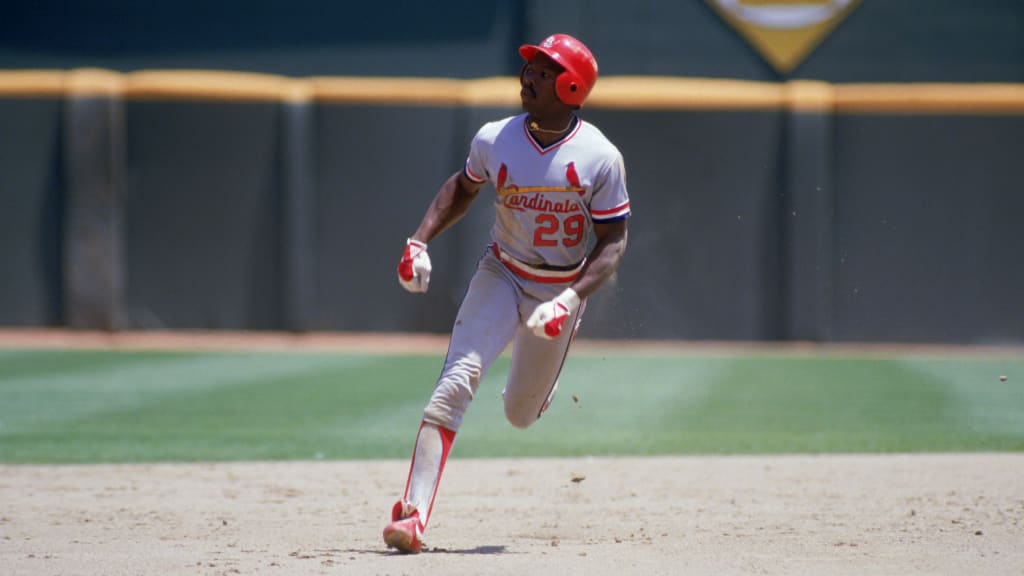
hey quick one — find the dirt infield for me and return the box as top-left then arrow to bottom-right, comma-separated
2,455 -> 1023,575
2,330 -> 1023,575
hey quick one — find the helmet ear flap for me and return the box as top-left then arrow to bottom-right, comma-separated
555,73 -> 584,107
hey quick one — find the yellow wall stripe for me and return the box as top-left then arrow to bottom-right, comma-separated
1,69 -> 1022,114
834,83 -> 1024,115
0,70 -> 65,96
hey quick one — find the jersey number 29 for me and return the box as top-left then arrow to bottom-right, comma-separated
534,214 -> 585,247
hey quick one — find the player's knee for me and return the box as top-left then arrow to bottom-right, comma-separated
424,377 -> 476,431
423,405 -> 462,432
504,404 -> 540,429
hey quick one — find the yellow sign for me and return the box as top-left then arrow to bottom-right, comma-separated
707,0 -> 862,74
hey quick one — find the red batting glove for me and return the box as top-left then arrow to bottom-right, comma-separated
397,239 -> 431,293
526,288 -> 581,339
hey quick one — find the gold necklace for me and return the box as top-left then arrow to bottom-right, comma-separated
528,116 -> 576,134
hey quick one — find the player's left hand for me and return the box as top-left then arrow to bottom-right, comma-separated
527,288 -> 581,339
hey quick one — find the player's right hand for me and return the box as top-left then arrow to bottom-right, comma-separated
397,238 -> 431,293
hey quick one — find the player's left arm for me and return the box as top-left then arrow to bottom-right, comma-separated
573,149 -> 630,299
570,219 -> 628,300
525,218 -> 628,339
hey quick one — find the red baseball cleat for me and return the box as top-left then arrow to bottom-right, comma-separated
383,501 -> 425,554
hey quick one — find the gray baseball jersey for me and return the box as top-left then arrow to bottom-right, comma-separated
465,113 -> 631,280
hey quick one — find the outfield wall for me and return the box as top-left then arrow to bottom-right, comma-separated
1,71 -> 1023,343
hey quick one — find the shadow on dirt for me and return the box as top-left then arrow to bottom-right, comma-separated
427,545 -> 508,555
350,544 -> 509,556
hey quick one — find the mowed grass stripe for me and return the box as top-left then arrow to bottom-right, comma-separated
901,358 -> 1024,439
459,356 -> 1024,456
0,349 -> 1021,463
0,350 -> 368,431
681,358 -> 958,453
0,350 -> 438,462
454,356 -> 725,457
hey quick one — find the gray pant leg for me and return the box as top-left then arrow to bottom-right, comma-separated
502,297 -> 583,429
423,255 -> 520,431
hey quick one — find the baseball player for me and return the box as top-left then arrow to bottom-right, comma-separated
384,33 -> 631,554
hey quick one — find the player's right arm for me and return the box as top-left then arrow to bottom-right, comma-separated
409,170 -> 484,244
397,170 -> 485,293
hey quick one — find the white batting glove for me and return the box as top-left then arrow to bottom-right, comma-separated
397,238 -> 431,293
527,288 -> 580,339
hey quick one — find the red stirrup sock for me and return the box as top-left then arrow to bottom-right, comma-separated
401,420 -> 456,529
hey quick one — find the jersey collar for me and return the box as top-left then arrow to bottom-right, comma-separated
522,115 -> 582,155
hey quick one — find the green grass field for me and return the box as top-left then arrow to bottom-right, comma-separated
0,346 -> 1021,463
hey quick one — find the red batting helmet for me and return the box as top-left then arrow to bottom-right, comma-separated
519,34 -> 598,107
